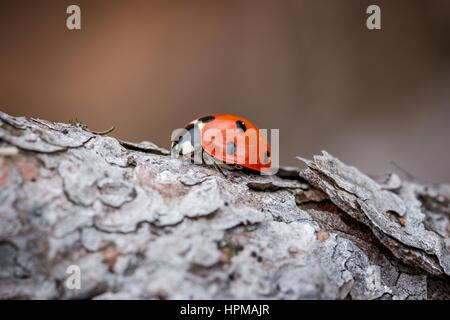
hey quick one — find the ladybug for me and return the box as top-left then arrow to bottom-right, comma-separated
171,114 -> 271,174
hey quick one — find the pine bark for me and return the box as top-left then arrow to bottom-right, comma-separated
0,111 -> 449,299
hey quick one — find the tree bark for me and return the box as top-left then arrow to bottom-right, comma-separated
0,111 -> 449,299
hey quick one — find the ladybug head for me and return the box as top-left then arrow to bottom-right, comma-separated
170,123 -> 201,159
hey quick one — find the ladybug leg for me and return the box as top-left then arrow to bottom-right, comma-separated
220,164 -> 243,173
202,151 -> 227,178
212,161 -> 227,178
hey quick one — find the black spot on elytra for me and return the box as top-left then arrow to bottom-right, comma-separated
198,115 -> 215,123
236,120 -> 247,132
264,150 -> 271,162
226,141 -> 236,155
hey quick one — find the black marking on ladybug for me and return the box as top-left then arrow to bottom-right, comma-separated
236,120 -> 247,132
226,141 -> 236,155
264,150 -> 271,162
198,115 -> 215,123
185,123 -> 195,131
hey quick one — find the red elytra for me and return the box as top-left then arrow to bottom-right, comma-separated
197,114 -> 271,172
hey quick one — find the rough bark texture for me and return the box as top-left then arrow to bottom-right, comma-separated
0,111 -> 449,300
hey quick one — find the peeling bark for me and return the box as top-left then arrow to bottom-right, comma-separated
0,111 -> 449,300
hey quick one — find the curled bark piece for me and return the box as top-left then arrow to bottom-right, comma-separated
119,139 -> 170,156
299,151 -> 450,276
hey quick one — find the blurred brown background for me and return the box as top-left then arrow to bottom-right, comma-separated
1,0 -> 449,181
